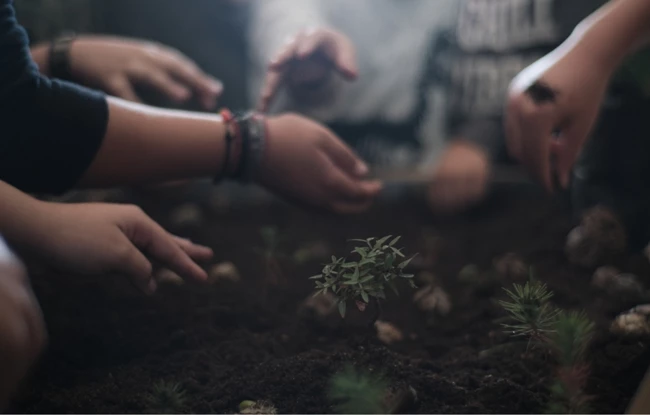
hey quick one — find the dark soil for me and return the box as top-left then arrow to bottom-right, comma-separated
9,186 -> 650,414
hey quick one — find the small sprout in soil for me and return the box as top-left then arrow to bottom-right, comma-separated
458,264 -> 480,283
169,203 -> 203,228
208,261 -> 241,284
254,226 -> 287,284
591,266 -> 643,295
146,381 -> 186,414
545,311 -> 595,414
611,304 -> 650,335
413,285 -> 452,315
566,206 -> 626,268
493,253 -> 528,281
499,278 -> 596,414
329,366 -> 388,414
238,400 -> 277,415
499,277 -> 560,341
374,320 -> 404,345
155,269 -> 185,286
310,236 -> 418,323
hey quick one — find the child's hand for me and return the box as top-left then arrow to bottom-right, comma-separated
263,114 -> 382,213
20,202 -> 213,295
427,141 -> 490,213
505,43 -> 611,192
0,237 -> 46,409
68,36 -> 223,110
258,28 -> 358,112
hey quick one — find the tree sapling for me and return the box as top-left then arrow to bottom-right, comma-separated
146,381 -> 187,414
310,236 -> 417,325
499,278 -> 596,414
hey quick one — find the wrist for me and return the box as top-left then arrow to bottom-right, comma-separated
48,32 -> 77,81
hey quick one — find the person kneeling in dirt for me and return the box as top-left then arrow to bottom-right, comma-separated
505,0 -> 650,250
0,236 -> 46,411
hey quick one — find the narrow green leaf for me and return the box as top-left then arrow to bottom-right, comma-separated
338,301 -> 347,318
343,280 -> 358,285
391,247 -> 405,257
398,254 -> 418,269
359,275 -> 375,284
384,254 -> 395,268
401,274 -> 414,278
309,274 -> 323,280
341,262 -> 358,269
389,236 -> 401,246
361,291 -> 369,303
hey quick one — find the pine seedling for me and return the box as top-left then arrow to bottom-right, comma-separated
329,366 -> 388,414
499,276 -> 560,341
146,381 -> 187,414
310,236 -> 417,322
545,311 -> 595,414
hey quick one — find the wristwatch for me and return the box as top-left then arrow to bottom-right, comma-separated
49,32 -> 77,81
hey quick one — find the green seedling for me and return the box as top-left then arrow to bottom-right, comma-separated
146,381 -> 186,414
310,236 -> 417,324
499,276 -> 560,343
499,275 -> 595,414
329,366 -> 388,414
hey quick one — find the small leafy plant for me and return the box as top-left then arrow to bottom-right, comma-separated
329,366 -> 388,414
499,277 -> 595,414
310,236 -> 417,323
146,381 -> 187,414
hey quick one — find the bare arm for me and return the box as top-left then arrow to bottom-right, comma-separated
79,97 -> 228,187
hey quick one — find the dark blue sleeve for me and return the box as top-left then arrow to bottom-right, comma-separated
0,0 -> 108,194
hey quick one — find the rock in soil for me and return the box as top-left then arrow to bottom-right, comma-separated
493,253 -> 528,281
375,321 -> 404,345
238,400 -> 277,415
566,206 -> 626,268
301,292 -> 336,317
155,269 -> 184,286
169,203 -> 203,228
592,266 -> 643,294
208,262 -> 241,284
611,304 -> 650,335
413,285 -> 452,315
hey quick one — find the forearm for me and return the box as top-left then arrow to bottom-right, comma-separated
79,98 -> 230,187
0,181 -> 45,250
29,43 -> 50,76
569,0 -> 650,75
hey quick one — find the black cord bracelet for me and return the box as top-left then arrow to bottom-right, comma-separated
49,32 -> 76,81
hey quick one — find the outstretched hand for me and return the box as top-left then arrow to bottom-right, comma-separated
258,28 -> 358,112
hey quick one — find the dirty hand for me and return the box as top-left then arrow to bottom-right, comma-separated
20,202 -> 213,295
69,36 -> 223,109
0,237 -> 46,410
427,141 -> 490,213
258,28 -> 358,112
262,113 -> 382,213
505,45 -> 611,192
